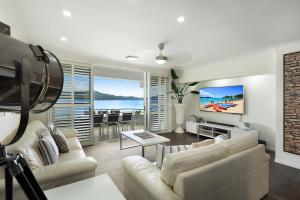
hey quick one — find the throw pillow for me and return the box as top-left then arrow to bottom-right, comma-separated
47,122 -> 55,134
214,134 -> 228,144
39,128 -> 59,165
191,139 -> 215,149
156,144 -> 191,169
52,128 -> 70,153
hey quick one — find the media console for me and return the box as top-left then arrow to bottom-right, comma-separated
186,121 -> 258,139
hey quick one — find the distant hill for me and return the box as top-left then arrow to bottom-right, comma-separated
94,91 -> 143,100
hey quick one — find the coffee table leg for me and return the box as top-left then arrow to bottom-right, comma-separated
142,146 -> 145,157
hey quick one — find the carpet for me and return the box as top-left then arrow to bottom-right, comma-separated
84,137 -> 157,193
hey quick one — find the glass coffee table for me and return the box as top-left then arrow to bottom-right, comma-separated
120,129 -> 170,157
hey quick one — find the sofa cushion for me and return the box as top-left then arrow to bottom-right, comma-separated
191,139 -> 214,148
160,143 -> 229,187
219,134 -> 257,155
39,129 -> 59,165
67,137 -> 83,150
6,120 -> 46,169
52,128 -> 70,153
156,145 -> 191,169
58,149 -> 86,162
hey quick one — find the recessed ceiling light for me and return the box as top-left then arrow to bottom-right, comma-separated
125,56 -> 138,61
62,10 -> 72,17
177,16 -> 185,23
60,37 -> 67,42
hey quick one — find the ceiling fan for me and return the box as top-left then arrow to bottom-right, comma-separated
131,42 -> 192,66
155,43 -> 168,65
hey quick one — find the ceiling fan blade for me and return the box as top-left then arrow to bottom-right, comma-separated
168,52 -> 193,65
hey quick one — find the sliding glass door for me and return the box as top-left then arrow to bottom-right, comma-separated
92,67 -> 145,141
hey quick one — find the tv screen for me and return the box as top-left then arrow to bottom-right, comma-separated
199,85 -> 244,114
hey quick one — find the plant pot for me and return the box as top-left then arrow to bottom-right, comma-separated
174,103 -> 186,133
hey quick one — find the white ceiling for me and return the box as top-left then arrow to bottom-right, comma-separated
3,0 -> 300,69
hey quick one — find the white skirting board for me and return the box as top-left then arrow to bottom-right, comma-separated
274,158 -> 300,170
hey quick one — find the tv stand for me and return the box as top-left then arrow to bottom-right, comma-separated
206,121 -> 235,127
186,121 -> 258,139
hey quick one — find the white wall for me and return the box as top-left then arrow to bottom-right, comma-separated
0,1 -> 27,41
180,49 -> 275,83
93,65 -> 144,81
0,2 -> 48,143
0,2 -> 21,143
182,74 -> 276,150
175,48 -> 277,151
275,41 -> 300,169
176,40 -> 300,169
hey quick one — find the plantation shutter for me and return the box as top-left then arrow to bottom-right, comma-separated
57,63 -> 72,104
51,63 -> 94,146
146,73 -> 170,133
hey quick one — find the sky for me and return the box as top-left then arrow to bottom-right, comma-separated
94,77 -> 144,98
200,85 -> 243,98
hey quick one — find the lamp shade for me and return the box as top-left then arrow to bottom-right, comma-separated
0,33 -> 64,113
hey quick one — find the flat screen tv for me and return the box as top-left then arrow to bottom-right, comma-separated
199,85 -> 244,114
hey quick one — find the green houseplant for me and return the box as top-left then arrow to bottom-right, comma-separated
170,69 -> 199,133
170,69 -> 199,103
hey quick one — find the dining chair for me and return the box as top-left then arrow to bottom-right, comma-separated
94,114 -> 106,139
119,113 -> 133,131
106,114 -> 120,136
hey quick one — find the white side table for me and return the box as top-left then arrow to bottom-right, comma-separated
45,174 -> 125,200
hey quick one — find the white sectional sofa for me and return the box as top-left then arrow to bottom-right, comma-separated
0,120 -> 97,199
122,135 -> 270,200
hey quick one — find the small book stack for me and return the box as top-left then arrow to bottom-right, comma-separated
133,132 -> 155,139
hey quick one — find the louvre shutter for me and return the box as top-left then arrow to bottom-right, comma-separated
74,106 -> 92,143
73,65 -> 93,145
51,107 -> 73,128
147,73 -> 170,133
51,62 -> 94,146
57,63 -> 73,104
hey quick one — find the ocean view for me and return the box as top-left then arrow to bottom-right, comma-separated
94,100 -> 144,110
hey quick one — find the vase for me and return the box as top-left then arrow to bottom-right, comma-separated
174,103 -> 186,133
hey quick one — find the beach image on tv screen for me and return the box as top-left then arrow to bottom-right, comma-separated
199,85 -> 244,114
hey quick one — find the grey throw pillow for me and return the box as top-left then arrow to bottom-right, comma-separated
156,144 -> 191,169
39,128 -> 59,165
52,128 -> 70,153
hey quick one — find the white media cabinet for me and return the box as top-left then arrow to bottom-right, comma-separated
186,121 -> 258,139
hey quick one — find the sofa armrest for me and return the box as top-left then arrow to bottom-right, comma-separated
60,128 -> 78,138
122,156 -> 181,200
33,157 -> 97,183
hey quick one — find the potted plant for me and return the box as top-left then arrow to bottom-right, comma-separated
170,69 -> 199,133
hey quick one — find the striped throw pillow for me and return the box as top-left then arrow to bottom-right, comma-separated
156,144 -> 191,169
52,128 -> 70,153
39,128 -> 59,165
